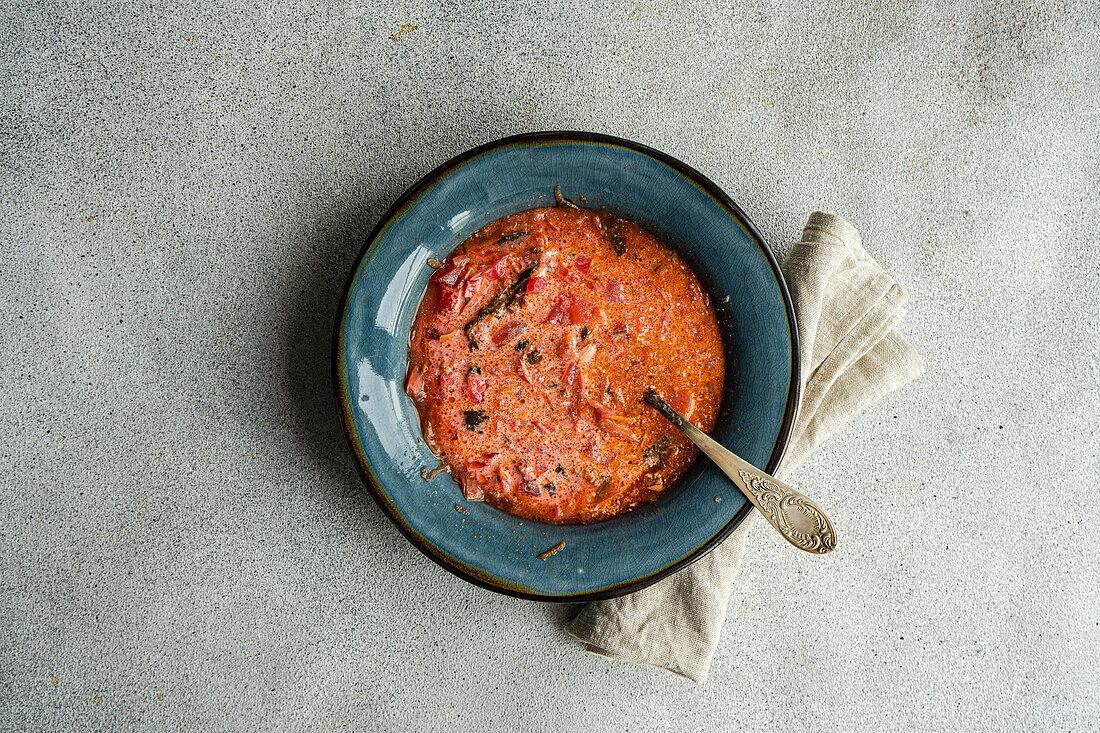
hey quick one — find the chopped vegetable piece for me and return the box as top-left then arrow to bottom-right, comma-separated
427,257 -> 444,269
476,256 -> 509,281
467,374 -> 488,403
420,464 -> 447,481
492,321 -> 527,347
526,350 -> 542,364
666,389 -> 697,418
595,478 -> 613,501
553,185 -> 580,210
514,339 -> 529,352
466,458 -> 498,484
562,363 -> 579,390
438,371 -> 460,395
568,296 -> 599,325
575,255 -> 592,273
437,286 -> 464,312
537,541 -> 566,560
526,276 -> 547,294
407,367 -> 426,400
543,297 -> 571,325
460,476 -> 484,501
430,258 -> 468,287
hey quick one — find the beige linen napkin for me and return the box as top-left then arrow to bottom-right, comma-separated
565,212 -> 924,683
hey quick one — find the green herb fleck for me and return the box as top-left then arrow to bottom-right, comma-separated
643,436 -> 672,469
610,328 -> 627,335
555,465 -> 565,474
514,339 -> 529,352
579,326 -> 588,341
543,482 -> 556,495
498,231 -> 528,244
463,264 -> 538,351
601,216 -> 625,255
466,366 -> 482,377
463,410 -> 489,432
526,349 -> 542,364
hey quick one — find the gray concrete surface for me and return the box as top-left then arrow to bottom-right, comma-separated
2,1 -> 1098,730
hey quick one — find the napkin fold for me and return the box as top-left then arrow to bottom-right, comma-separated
565,212 -> 924,683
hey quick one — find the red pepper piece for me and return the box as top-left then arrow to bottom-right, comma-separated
467,374 -> 488,403
526,276 -> 547,294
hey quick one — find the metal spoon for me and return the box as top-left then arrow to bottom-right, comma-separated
644,389 -> 837,554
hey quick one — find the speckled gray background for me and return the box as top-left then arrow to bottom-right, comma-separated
2,0 -> 1098,730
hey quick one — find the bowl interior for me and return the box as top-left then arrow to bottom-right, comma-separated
334,134 -> 797,600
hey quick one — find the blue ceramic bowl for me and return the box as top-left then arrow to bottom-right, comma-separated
333,132 -> 799,601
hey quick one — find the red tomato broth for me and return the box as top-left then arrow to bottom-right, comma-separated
406,205 -> 725,524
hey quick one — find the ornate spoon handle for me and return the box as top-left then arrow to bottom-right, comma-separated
644,390 -> 837,554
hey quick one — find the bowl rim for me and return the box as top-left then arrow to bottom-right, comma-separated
331,131 -> 801,602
